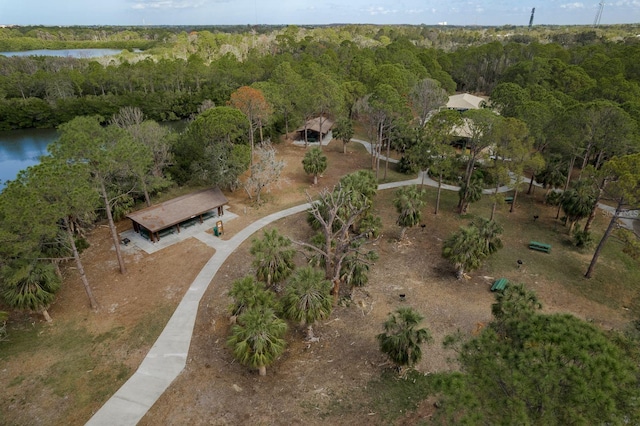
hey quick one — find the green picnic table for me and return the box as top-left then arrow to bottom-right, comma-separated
491,278 -> 509,292
529,241 -> 551,253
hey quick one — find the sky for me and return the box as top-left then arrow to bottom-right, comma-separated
1,0 -> 639,27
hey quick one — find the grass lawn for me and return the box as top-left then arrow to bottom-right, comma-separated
1,300 -> 178,423
414,185 -> 640,316
337,185 -> 640,424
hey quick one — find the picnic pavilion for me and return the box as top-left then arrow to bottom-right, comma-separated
296,116 -> 334,143
126,187 -> 228,243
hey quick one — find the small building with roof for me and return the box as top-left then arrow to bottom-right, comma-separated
126,187 -> 228,243
446,93 -> 487,111
296,117 -> 334,144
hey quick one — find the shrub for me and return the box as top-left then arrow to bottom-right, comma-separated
573,229 -> 594,248
545,191 -> 562,206
397,156 -> 418,174
615,229 -> 640,260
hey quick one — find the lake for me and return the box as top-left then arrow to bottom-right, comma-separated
0,128 -> 56,188
0,48 -> 142,58
0,120 -> 185,190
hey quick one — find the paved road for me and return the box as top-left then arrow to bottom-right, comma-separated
87,139 -> 635,425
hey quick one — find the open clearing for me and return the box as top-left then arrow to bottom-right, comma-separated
1,140 -> 636,425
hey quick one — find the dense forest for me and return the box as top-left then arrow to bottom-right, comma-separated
1,24 -> 640,130
1,23 -> 640,285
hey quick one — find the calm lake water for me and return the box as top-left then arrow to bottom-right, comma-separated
0,48 -> 141,58
0,120 -> 184,190
0,128 -> 56,188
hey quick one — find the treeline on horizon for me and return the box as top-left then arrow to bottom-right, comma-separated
0,24 -> 640,131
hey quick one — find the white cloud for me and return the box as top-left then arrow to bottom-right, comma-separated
129,0 -> 215,10
560,2 -> 585,10
614,0 -> 640,6
362,6 -> 398,15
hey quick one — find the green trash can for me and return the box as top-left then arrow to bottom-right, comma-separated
213,226 -> 219,236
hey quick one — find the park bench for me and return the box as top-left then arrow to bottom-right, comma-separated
158,227 -> 175,238
504,196 -> 514,204
529,241 -> 551,253
181,217 -> 198,229
201,211 -> 216,221
491,278 -> 509,292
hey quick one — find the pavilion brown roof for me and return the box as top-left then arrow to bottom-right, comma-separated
126,187 -> 228,233
296,117 -> 334,133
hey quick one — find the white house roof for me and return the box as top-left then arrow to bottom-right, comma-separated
451,117 -> 474,138
447,93 -> 487,111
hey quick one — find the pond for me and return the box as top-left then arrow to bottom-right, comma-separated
0,128 -> 56,189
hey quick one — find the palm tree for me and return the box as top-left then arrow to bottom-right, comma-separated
281,266 -> 333,340
1,260 -> 61,322
561,179 -> 597,234
458,178 -> 483,214
228,276 -> 277,319
340,248 -> 379,295
474,217 -> 504,255
227,306 -> 287,376
333,117 -> 354,154
393,185 -> 426,240
302,147 -> 328,184
250,229 -> 295,290
442,225 -> 486,280
535,158 -> 566,197
377,307 -> 432,370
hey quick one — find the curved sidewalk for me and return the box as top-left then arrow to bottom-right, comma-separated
87,203 -> 310,425
88,141 -> 635,424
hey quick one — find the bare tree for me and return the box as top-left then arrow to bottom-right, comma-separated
110,106 -> 144,128
356,85 -> 409,180
127,121 -> 175,179
409,78 -> 448,126
242,142 -> 285,205
111,107 -> 174,206
296,185 -> 378,302
197,99 -> 216,114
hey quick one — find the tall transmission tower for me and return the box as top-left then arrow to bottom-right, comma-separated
529,8 -> 535,28
593,2 -> 604,27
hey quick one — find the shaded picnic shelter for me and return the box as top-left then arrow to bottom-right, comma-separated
126,187 -> 228,243
296,116 -> 334,143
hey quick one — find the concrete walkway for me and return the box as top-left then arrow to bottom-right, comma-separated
351,138 -> 638,231
87,203 -> 309,425
88,139 -> 636,425
351,138 -> 541,194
